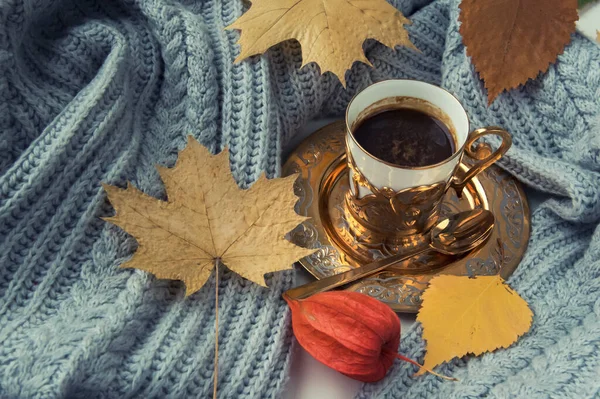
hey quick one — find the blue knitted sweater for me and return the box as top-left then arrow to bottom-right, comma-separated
1,0 -> 599,397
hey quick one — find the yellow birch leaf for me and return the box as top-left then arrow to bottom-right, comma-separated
459,0 -> 578,104
226,0 -> 416,87
103,137 -> 314,296
416,275 -> 533,374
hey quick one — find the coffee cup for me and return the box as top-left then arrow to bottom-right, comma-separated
344,79 -> 511,239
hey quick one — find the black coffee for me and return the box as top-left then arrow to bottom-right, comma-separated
352,108 -> 455,167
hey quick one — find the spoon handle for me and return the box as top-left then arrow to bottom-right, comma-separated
284,246 -> 430,300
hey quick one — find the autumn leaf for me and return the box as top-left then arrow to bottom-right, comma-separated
103,137 -> 314,296
416,275 -> 533,374
226,0 -> 416,87
597,30 -> 600,43
460,0 -> 578,103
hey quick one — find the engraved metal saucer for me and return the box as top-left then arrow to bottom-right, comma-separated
284,121 -> 531,313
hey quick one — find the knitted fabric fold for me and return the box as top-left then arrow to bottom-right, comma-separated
0,0 -> 599,398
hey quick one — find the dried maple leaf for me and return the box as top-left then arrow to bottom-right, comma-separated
103,137 -> 314,296
226,0 -> 416,86
416,275 -> 533,374
460,0 -> 578,103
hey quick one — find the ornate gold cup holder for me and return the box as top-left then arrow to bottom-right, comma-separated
284,121 -> 531,313
345,149 -> 448,247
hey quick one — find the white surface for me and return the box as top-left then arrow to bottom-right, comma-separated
284,7 -> 600,399
578,3 -> 600,40
346,80 -> 468,195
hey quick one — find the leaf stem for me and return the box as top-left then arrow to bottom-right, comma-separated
396,354 -> 457,381
213,259 -> 220,399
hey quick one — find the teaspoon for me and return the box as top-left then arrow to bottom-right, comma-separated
284,209 -> 495,300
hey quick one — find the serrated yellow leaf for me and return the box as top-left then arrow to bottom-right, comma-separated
226,0 -> 416,86
416,275 -> 533,374
103,137 -> 314,296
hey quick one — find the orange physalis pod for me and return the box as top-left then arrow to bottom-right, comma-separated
284,291 -> 454,382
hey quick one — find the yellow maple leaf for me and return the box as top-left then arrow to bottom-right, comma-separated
459,0 -> 578,103
226,0 -> 416,86
416,275 -> 533,374
103,137 -> 314,296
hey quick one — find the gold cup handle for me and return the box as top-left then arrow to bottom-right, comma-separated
451,126 -> 512,196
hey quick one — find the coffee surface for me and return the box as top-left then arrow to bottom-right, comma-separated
353,108 -> 455,167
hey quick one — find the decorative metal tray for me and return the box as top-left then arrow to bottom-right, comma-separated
284,121 -> 530,313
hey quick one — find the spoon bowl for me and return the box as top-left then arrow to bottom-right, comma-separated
431,208 -> 495,255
